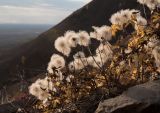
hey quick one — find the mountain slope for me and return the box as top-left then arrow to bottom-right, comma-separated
0,0 -> 150,86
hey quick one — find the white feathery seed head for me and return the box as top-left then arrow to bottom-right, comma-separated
147,0 -> 158,10
136,16 -> 147,26
92,56 -> 104,68
29,77 -> 55,101
74,58 -> 86,70
68,58 -> 86,71
95,54 -> 108,64
47,54 -> 65,74
110,9 -> 140,27
50,54 -> 61,61
38,91 -> 49,101
90,31 -> 97,38
35,77 -> 53,92
29,82 -> 41,98
92,25 -> 112,41
137,0 -> 159,10
134,16 -> 147,30
110,12 -> 123,25
78,31 -> 91,46
137,0 -> 148,4
55,70 -> 64,81
54,36 -> 71,56
43,77 -> 54,90
118,9 -> 132,24
87,56 -> 94,66
64,31 -> 79,47
73,51 -> 85,59
96,42 -> 113,59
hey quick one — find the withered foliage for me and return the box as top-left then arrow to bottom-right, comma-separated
30,10 -> 160,113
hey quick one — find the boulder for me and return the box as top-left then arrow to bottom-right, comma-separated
95,80 -> 160,113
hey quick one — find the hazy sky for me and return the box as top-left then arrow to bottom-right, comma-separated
0,0 -> 91,25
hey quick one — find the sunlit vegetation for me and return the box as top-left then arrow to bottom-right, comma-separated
28,1 -> 160,113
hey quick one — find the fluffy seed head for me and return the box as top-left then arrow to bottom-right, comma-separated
64,31 -> 79,47
29,82 -> 41,98
92,26 -> 112,41
134,16 -> 147,30
29,77 -> 55,101
47,54 -> 65,74
137,16 -> 147,26
137,0 -> 159,10
78,31 -> 91,46
90,32 -> 97,38
73,51 -> 85,59
68,58 -> 86,71
55,36 -> 71,56
92,56 -> 104,68
110,12 -> 123,25
110,9 -> 140,27
119,9 -> 132,23
87,56 -> 94,66
96,42 -> 113,59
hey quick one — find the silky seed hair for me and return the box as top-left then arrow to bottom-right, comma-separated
78,31 -> 91,46
92,25 -> 112,41
47,54 -> 65,74
64,30 -> 79,47
55,36 -> 71,56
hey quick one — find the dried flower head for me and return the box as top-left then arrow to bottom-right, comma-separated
119,9 -> 132,23
64,31 -> 79,47
110,12 -> 123,25
37,91 -> 49,101
96,42 -> 113,59
92,25 -> 112,41
137,0 -> 159,10
68,58 -> 86,71
92,56 -> 104,68
47,54 -> 65,74
29,77 -> 54,101
90,31 -> 97,38
134,16 -> 147,30
55,36 -> 71,56
29,81 -> 41,98
87,56 -> 94,66
73,51 -> 85,59
110,9 -> 140,27
78,31 -> 91,46
137,16 -> 147,26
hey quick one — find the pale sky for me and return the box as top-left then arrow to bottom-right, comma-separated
0,0 -> 92,25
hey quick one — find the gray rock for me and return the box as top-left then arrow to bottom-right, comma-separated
95,80 -> 160,113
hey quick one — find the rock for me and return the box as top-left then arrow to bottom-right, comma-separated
95,80 -> 160,113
